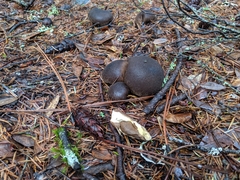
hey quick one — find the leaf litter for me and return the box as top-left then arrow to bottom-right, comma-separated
0,0 -> 240,179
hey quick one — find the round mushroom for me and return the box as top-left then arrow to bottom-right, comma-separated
101,60 -> 128,84
88,7 -> 113,26
108,82 -> 130,100
124,56 -> 164,96
135,9 -> 156,27
41,17 -> 53,26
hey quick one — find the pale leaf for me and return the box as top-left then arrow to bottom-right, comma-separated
46,95 -> 60,117
110,110 -> 151,141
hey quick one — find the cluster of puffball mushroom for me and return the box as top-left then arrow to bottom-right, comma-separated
88,7 -> 164,100
101,56 -> 164,100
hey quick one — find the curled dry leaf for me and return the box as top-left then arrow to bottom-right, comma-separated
110,109 -> 151,141
165,112 -> 192,123
200,82 -> 226,91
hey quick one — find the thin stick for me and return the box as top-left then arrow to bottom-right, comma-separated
34,43 -> 72,113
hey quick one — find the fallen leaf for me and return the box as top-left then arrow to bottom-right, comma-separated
200,82 -> 226,91
232,78 -> 240,87
228,51 -> 240,60
165,112 -> 192,123
0,141 -> 14,158
195,87 -> 208,100
153,38 -> 168,45
46,95 -> 60,117
148,127 -> 160,138
110,109 -> 151,141
86,57 -> 104,65
181,76 -> 195,91
188,74 -> 203,86
200,129 -> 233,149
210,45 -> 223,56
92,149 -> 112,160
72,62 -> 83,78
12,134 -> 35,147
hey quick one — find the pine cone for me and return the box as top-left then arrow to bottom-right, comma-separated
74,109 -> 104,138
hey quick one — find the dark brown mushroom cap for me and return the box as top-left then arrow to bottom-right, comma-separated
101,60 -> 128,84
88,7 -> 113,26
135,9 -> 156,26
124,56 -> 164,96
108,82 -> 130,100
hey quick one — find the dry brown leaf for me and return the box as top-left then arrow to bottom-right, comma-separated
232,78 -> 240,87
92,149 -> 112,160
12,135 -> 35,147
165,112 -> 192,123
0,141 -> 14,158
148,127 -> 160,138
72,62 -> 83,78
86,57 -> 104,65
228,51 -> 240,60
210,45 -> 223,56
200,82 -> 226,91
46,95 -> 60,117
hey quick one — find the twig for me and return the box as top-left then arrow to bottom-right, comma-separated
143,29 -> 183,114
8,20 -> 38,33
156,93 -> 187,113
84,162 -> 114,175
109,124 -> 126,180
34,43 -> 72,113
0,57 -> 37,71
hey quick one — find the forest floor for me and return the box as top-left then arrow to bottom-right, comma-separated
0,0 -> 240,179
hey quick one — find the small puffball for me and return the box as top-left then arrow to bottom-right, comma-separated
101,60 -> 128,84
88,7 -> 113,26
108,82 -> 130,100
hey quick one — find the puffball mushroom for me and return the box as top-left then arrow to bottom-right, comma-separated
88,7 -> 113,26
124,56 -> 164,96
135,9 -> 156,27
108,82 -> 130,100
101,60 -> 128,84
